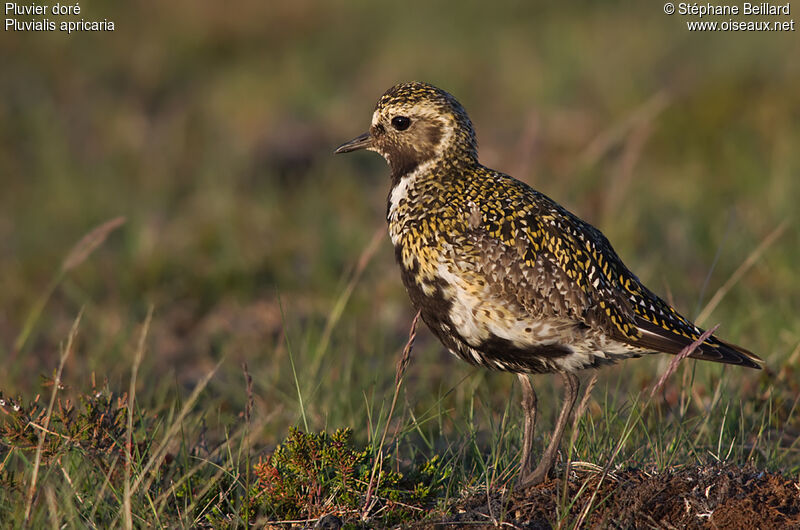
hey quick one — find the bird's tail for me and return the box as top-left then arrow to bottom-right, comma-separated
689,336 -> 763,369
631,317 -> 763,369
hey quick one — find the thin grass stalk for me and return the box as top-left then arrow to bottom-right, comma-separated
579,90 -> 670,168
361,310 -> 420,520
123,307 -> 153,530
14,217 -> 125,354
695,220 -> 787,326
154,429 -> 241,513
562,374 -> 598,490
573,328 -> 717,527
89,454 -> 119,523
44,486 -> 58,530
277,293 -> 309,431
241,361 -> 254,527
23,311 -> 82,526
556,375 -> 598,528
58,465 -> 85,510
313,226 -> 384,373
126,359 -> 223,501
650,326 -> 718,399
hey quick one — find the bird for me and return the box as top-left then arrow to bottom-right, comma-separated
335,81 -> 762,487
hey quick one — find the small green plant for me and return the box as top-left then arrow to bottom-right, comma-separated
250,427 -> 447,524
0,381 -> 133,468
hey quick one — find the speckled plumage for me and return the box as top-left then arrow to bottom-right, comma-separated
336,81 -> 762,485
338,81 -> 761,375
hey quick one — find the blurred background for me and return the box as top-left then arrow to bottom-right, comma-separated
1,1 -> 798,457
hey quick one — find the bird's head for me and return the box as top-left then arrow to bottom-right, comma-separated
335,82 -> 478,180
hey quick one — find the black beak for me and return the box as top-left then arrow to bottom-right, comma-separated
334,131 -> 373,154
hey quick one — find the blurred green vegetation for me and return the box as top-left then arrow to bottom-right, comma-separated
1,1 -> 799,524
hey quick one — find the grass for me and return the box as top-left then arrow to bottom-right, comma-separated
2,1 -> 799,526
2,248 -> 793,526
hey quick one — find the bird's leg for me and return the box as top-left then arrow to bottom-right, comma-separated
519,372 -> 580,488
517,373 -> 538,478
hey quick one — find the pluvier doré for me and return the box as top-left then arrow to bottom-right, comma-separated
336,81 -> 762,487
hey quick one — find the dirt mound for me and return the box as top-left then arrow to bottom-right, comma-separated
439,465 -> 800,529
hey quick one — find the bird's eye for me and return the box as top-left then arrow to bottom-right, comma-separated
391,116 -> 411,131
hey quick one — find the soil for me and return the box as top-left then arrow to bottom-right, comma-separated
430,464 -> 800,529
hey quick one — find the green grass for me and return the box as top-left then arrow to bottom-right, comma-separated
2,1 -> 799,526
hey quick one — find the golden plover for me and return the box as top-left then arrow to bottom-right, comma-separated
336,81 -> 762,486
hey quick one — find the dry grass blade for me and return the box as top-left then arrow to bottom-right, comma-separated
560,374 -> 598,526
59,466 -> 85,508
650,325 -> 719,399
361,310 -> 420,520
393,311 -> 421,388
313,226 -> 385,367
575,323 -> 726,527
44,487 -> 58,530
187,465 -> 229,525
123,307 -> 152,530
153,422 -> 250,516
126,358 -> 224,504
695,220 -> 787,326
24,310 -> 82,526
61,216 -> 126,272
89,455 -> 119,524
600,119 -> 652,225
572,397 -> 639,529
14,216 -> 126,354
242,361 -> 254,424
579,89 -> 671,168
573,329 -> 724,530
241,360 -> 255,527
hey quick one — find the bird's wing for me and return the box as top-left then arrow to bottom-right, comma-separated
464,172 -> 762,368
